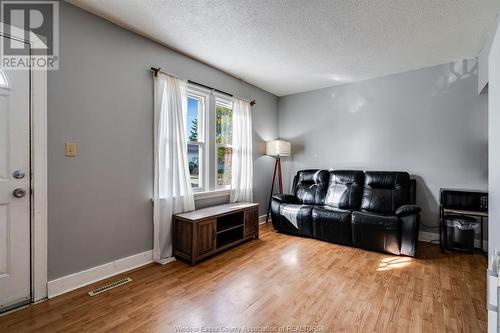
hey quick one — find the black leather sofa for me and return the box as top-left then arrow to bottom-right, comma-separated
271,170 -> 421,256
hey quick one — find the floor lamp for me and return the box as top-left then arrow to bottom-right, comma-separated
265,140 -> 291,223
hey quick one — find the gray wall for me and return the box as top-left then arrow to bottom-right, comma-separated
279,60 -> 488,237
47,2 -> 278,280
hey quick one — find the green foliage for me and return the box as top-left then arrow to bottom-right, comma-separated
216,104 -> 232,144
189,118 -> 198,142
213,104 -> 233,186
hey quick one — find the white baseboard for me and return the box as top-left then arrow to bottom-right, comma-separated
419,231 -> 488,249
259,214 -> 270,224
47,250 -> 153,299
418,231 -> 440,243
488,310 -> 497,333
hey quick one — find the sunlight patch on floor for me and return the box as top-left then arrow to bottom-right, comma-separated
376,256 -> 413,271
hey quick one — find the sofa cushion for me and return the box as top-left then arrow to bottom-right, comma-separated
312,206 -> 352,246
279,203 -> 313,237
293,170 -> 330,205
324,170 -> 364,210
361,171 -> 410,214
351,211 -> 401,255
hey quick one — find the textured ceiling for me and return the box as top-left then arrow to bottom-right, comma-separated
68,0 -> 500,96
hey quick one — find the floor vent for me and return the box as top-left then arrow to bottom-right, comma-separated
88,277 -> 132,296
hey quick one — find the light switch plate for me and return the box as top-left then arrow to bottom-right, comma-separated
65,142 -> 77,157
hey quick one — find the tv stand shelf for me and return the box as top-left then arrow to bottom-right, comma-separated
173,202 -> 259,265
216,224 -> 243,234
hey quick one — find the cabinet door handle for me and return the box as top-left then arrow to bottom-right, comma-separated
213,226 -> 216,240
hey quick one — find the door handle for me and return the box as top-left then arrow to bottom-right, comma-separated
12,170 -> 25,179
12,188 -> 26,198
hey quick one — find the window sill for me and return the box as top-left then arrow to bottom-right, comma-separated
150,189 -> 230,203
194,188 -> 230,200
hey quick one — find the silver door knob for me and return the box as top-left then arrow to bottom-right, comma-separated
12,170 -> 25,179
12,188 -> 26,198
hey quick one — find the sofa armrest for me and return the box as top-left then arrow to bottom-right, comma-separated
270,194 -> 297,231
396,204 -> 421,217
399,207 -> 421,257
272,194 -> 299,204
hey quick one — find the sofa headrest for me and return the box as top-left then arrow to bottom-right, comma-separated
325,170 -> 364,209
296,169 -> 329,183
361,171 -> 411,214
293,170 -> 329,205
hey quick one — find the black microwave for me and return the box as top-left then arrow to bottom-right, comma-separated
440,188 -> 488,212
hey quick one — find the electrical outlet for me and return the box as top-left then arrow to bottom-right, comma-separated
65,142 -> 77,157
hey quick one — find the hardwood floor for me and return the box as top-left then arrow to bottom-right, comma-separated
0,224 -> 487,332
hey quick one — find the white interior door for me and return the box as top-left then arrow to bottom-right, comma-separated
0,48 -> 31,311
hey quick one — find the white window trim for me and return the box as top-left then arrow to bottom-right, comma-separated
187,86 -> 210,193
186,86 -> 234,196
193,188 -> 230,200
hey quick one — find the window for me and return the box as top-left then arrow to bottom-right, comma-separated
216,100 -> 233,188
186,93 -> 206,190
186,85 -> 233,193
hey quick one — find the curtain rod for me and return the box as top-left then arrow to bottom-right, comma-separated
150,67 -> 256,106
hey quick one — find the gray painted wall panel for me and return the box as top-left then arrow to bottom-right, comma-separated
278,60 -> 488,237
47,2 -> 278,280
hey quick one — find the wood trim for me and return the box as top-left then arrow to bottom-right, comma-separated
31,65 -> 48,303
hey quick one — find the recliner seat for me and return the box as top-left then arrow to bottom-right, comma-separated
311,170 -> 364,246
271,169 -> 421,257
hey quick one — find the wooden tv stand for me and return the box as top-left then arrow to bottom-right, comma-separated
173,202 -> 259,265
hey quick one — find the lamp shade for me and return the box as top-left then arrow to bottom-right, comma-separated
266,140 -> 291,157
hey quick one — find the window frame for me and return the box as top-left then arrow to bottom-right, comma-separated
185,86 -> 234,195
186,85 -> 210,192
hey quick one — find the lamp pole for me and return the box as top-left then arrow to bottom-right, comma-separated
266,154 -> 283,223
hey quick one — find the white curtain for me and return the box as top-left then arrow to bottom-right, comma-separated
230,97 -> 253,202
153,73 -> 194,264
